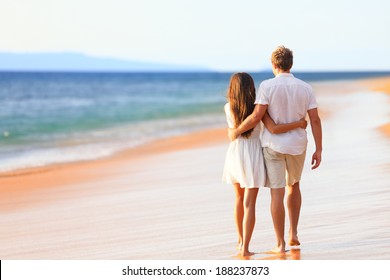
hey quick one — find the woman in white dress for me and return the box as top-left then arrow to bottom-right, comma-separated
222,73 -> 306,257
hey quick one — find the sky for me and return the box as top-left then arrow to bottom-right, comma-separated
0,0 -> 389,71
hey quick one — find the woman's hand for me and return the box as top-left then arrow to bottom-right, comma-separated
228,128 -> 238,141
299,118 -> 308,129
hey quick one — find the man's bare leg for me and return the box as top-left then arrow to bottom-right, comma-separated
233,183 -> 245,250
287,182 -> 301,246
241,188 -> 259,256
270,188 -> 286,253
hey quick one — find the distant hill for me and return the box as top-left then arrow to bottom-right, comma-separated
0,52 -> 209,72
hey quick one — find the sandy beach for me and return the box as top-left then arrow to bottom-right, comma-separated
1,76 -> 390,260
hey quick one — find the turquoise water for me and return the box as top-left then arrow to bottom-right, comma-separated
1,71 -> 389,172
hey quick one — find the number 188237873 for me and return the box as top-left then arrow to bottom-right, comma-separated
215,266 -> 270,276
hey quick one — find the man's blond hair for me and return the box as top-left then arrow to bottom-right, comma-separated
271,46 -> 293,71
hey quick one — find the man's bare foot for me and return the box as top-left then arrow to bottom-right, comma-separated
288,236 -> 300,246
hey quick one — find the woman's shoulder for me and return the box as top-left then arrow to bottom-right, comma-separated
224,102 -> 230,113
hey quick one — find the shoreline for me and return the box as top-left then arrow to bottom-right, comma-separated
359,76 -> 390,95
0,127 -> 228,178
0,127 -> 228,210
358,76 -> 390,137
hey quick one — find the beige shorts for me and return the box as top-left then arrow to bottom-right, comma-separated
263,147 -> 306,189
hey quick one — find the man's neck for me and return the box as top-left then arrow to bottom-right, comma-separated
273,67 -> 290,76
275,70 -> 290,75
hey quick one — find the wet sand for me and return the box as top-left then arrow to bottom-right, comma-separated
1,76 -> 390,259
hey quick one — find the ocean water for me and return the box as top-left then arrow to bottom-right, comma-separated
1,71 -> 389,173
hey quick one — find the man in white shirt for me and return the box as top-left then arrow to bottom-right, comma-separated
228,46 -> 322,253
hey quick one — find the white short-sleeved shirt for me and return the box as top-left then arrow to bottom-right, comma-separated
256,73 -> 317,155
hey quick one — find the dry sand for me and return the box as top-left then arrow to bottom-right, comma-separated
1,76 -> 390,259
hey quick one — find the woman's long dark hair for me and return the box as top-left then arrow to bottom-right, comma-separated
227,73 -> 256,138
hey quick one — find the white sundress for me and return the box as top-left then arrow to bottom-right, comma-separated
222,103 -> 266,188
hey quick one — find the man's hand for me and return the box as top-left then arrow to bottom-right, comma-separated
311,150 -> 322,169
228,128 -> 239,141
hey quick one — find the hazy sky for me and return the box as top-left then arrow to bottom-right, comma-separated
1,0 -> 389,71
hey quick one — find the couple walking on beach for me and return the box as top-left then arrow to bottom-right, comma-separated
222,46 -> 323,257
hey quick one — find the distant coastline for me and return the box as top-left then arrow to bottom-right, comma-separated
0,52 -> 210,72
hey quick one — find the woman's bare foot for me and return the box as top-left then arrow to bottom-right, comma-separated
241,250 -> 255,257
271,242 -> 286,253
236,242 -> 242,251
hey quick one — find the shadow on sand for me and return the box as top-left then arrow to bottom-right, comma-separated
233,248 -> 301,260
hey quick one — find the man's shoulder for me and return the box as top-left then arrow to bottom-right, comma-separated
259,74 -> 313,92
292,76 -> 313,90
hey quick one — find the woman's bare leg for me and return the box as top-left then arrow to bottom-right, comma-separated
233,183 -> 245,250
241,187 -> 259,256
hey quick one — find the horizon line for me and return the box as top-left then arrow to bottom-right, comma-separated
0,69 -> 390,73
